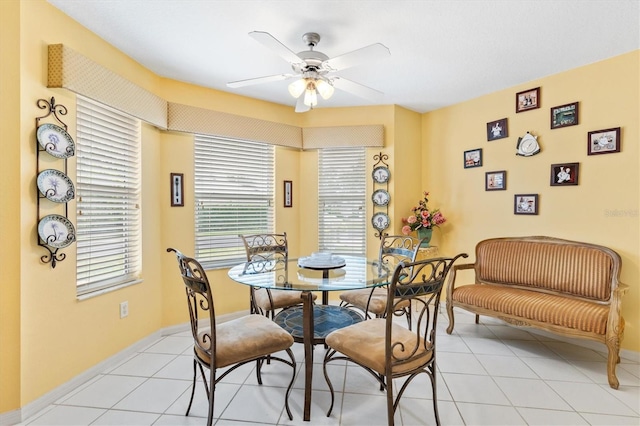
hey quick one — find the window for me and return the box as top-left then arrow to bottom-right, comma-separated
76,96 -> 142,296
194,135 -> 274,268
318,147 -> 366,254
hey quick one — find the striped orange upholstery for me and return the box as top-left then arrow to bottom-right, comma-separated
476,240 -> 613,301
453,284 -> 609,335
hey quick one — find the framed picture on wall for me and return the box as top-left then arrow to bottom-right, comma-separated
587,127 -> 621,155
485,170 -> 506,191
514,194 -> 539,215
516,87 -> 540,113
284,180 -> 293,207
463,148 -> 483,168
170,173 -> 184,207
486,118 -> 508,141
550,162 -> 579,186
550,102 -> 579,129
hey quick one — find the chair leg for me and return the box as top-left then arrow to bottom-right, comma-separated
283,348 -> 296,421
323,349 -> 337,417
386,375 -> 395,426
256,357 -> 264,385
185,358 -> 197,416
207,366 -> 215,426
430,372 -> 441,425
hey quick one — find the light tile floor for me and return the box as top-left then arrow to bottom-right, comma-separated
21,310 -> 640,425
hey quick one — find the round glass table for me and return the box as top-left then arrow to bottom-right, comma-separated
228,255 -> 391,421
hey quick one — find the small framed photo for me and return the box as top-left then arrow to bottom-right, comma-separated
551,102 -> 579,129
516,87 -> 540,113
514,194 -> 539,215
588,127 -> 621,155
284,180 -> 293,207
463,148 -> 483,168
485,170 -> 506,191
171,173 -> 184,207
550,163 -> 579,186
487,118 -> 508,141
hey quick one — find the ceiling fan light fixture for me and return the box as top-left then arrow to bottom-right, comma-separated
303,86 -> 318,107
316,79 -> 334,100
288,78 -> 307,98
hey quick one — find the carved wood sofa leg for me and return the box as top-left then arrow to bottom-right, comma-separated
606,337 -> 621,389
446,304 -> 455,334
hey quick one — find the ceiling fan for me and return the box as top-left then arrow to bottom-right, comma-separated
227,31 -> 390,113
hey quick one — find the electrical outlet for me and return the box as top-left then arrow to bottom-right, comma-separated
120,301 -> 129,318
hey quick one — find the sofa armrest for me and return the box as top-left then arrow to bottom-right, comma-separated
446,262 -> 475,302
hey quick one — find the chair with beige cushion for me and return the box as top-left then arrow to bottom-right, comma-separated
167,248 -> 296,426
240,233 -> 316,319
323,253 -> 467,426
339,235 -> 423,327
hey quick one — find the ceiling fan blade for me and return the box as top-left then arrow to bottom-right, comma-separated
249,31 -> 303,65
227,73 -> 296,88
322,43 -> 390,72
295,95 -> 310,113
332,77 -> 384,102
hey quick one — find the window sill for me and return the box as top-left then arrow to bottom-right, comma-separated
77,279 -> 143,301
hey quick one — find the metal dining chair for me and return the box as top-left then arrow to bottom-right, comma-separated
167,248 -> 297,426
240,233 -> 316,319
323,253 -> 468,425
339,235 -> 424,328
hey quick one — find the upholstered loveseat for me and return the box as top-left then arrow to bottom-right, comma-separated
445,236 -> 628,389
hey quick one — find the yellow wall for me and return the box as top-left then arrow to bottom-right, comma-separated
423,50 -> 640,351
2,0 -> 638,416
0,0 -> 22,415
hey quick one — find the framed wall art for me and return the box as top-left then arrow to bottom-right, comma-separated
171,173 -> 184,207
487,118 -> 508,141
550,163 -> 579,186
284,180 -> 293,207
550,102 -> 579,129
463,148 -> 483,168
588,127 -> 620,155
485,170 -> 506,191
516,87 -> 540,113
514,194 -> 538,215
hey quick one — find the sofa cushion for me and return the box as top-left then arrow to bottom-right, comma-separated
452,284 -> 609,335
476,240 -> 613,301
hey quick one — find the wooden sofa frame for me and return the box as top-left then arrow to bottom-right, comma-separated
445,236 -> 628,389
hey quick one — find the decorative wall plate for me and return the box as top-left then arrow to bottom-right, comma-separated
372,189 -> 390,206
372,166 -> 390,183
37,123 -> 75,159
371,212 -> 390,231
516,132 -> 540,157
37,169 -> 75,203
38,214 -> 76,248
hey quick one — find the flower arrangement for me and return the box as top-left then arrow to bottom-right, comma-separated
401,191 -> 447,235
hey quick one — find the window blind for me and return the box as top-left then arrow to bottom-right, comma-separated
318,147 -> 366,254
76,96 -> 142,295
194,135 -> 274,268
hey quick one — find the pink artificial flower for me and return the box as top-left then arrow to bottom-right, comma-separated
420,210 -> 430,219
406,215 -> 417,224
401,225 -> 412,235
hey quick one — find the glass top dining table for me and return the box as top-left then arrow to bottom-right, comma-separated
227,255 -> 392,421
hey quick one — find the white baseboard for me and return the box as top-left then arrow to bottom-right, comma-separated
0,410 -> 21,426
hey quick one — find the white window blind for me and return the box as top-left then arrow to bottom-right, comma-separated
318,147 -> 366,254
76,96 -> 142,295
194,135 -> 274,268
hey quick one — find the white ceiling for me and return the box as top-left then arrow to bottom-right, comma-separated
47,0 -> 639,113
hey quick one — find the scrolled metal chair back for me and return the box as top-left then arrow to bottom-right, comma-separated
379,235 -> 423,268
167,248 -> 216,363
385,253 -> 468,365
